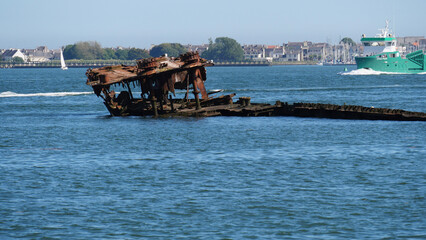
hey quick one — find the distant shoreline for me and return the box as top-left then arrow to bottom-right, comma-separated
0,61 -> 355,68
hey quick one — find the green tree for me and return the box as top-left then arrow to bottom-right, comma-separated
63,44 -> 76,59
340,37 -> 356,46
63,41 -> 104,60
12,57 -> 25,63
149,43 -> 187,57
127,48 -> 150,60
103,48 -> 116,59
201,37 -> 244,62
115,49 -> 129,60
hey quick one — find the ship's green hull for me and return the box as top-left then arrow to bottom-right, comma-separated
355,50 -> 426,73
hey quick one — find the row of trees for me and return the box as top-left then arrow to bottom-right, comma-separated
149,38 -> 244,61
62,37 -> 245,62
63,42 -> 150,60
63,42 -> 190,60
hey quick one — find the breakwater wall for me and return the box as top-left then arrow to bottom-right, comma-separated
0,60 -> 135,69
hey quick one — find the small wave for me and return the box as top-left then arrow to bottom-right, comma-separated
339,68 -> 426,75
0,91 -> 93,98
227,85 -> 410,92
339,68 -> 401,75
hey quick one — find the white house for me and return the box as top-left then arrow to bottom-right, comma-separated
283,51 -> 301,61
1,49 -> 27,61
243,45 -> 265,61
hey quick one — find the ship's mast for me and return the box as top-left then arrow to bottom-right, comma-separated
377,20 -> 390,38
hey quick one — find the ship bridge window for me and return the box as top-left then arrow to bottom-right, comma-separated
371,42 -> 385,46
386,42 -> 392,46
363,42 -> 371,46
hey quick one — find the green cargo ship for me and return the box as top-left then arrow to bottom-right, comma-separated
355,21 -> 426,73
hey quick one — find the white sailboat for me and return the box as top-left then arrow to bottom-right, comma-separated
60,49 -> 68,70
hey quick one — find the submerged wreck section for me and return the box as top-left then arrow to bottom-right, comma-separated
86,51 -> 426,121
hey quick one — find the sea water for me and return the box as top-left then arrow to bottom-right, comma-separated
0,66 -> 425,239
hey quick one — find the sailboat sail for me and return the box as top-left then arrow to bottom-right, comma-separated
60,49 -> 68,70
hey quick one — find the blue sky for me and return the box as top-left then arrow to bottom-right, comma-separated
1,0 -> 425,49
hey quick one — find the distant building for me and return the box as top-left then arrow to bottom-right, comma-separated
395,36 -> 425,53
242,44 -> 266,61
242,44 -> 285,62
264,45 -> 284,61
1,49 -> 27,61
22,46 -> 57,62
396,36 -> 425,46
270,47 -> 285,60
307,43 -> 327,61
419,39 -> 426,50
282,51 -> 301,61
184,44 -> 209,54
285,41 -> 311,61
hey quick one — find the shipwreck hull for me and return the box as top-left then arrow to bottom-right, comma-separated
100,95 -> 426,121
86,51 -> 426,121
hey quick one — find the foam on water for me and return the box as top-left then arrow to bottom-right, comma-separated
339,68 -> 407,75
0,91 -> 93,98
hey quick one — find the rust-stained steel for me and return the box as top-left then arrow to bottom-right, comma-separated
86,51 -> 213,116
86,51 -> 426,121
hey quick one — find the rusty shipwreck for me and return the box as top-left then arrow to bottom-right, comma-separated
86,52 -> 426,121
